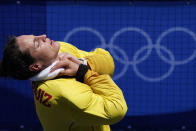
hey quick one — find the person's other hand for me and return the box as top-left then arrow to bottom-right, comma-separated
50,53 -> 83,76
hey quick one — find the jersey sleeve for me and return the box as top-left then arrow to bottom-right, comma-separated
58,70 -> 127,125
84,48 -> 115,77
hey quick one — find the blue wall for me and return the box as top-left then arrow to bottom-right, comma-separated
0,2 -> 46,126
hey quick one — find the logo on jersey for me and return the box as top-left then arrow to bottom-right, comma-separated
32,82 -> 52,107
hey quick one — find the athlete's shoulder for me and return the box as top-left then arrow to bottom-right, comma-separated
38,78 -> 87,89
34,78 -> 77,97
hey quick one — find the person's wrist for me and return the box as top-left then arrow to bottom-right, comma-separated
78,58 -> 87,65
75,64 -> 89,82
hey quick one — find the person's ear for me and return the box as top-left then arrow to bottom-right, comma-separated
29,63 -> 42,72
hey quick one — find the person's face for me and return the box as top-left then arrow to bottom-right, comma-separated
17,34 -> 60,71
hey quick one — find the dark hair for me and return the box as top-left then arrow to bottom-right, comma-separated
0,36 -> 40,80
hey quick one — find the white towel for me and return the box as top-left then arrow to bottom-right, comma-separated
30,58 -> 87,81
30,61 -> 64,81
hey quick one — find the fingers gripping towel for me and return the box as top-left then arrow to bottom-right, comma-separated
30,58 -> 87,81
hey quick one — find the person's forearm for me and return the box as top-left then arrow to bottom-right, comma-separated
83,69 -> 127,124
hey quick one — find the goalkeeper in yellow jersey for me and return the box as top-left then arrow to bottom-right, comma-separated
0,34 -> 127,131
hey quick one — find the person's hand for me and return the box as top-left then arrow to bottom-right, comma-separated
50,53 -> 83,76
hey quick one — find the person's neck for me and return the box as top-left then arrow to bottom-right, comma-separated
41,58 -> 58,71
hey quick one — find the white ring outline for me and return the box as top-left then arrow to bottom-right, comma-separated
156,27 -> 196,65
109,27 -> 153,65
64,27 -> 106,48
133,45 -> 175,82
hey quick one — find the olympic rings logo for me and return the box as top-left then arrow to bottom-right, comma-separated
64,27 -> 196,82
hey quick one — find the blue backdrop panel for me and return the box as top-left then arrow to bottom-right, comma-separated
46,1 -> 196,116
0,2 -> 46,125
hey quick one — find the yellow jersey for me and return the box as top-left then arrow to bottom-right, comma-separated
32,42 -> 127,131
